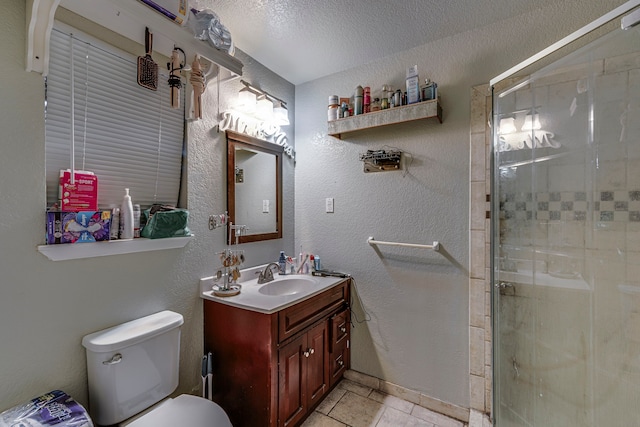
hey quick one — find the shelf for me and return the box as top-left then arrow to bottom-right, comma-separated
328,99 -> 442,139
28,0 -> 242,77
37,235 -> 192,261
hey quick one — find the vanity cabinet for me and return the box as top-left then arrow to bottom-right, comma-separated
204,278 -> 350,427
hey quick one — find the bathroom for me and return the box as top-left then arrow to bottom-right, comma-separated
0,0 -> 637,426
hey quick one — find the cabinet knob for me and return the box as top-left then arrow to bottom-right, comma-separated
338,360 -> 344,366
309,348 -> 315,355
340,327 -> 347,333
303,350 -> 310,358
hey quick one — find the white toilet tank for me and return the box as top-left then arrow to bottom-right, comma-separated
82,311 -> 184,426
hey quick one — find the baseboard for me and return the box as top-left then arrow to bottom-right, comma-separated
344,369 -> 470,423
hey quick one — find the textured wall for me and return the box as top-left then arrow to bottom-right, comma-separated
294,0 -> 628,408
0,0 -> 293,411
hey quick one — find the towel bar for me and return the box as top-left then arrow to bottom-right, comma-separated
367,236 -> 440,252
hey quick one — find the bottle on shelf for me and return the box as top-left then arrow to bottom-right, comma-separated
120,188 -> 134,240
354,86 -> 364,115
133,204 -> 141,238
363,86 -> 371,113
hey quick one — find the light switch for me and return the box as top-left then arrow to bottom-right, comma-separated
263,199 -> 270,213
325,197 -> 334,213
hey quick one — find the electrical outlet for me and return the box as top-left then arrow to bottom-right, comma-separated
325,197 -> 334,213
263,199 -> 270,213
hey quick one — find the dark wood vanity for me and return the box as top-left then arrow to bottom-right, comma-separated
204,278 -> 351,427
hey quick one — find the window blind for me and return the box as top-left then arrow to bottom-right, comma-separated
45,25 -> 185,210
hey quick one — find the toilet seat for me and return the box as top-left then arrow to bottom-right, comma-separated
123,394 -> 232,427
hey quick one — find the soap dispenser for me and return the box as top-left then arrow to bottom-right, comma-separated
278,251 -> 286,275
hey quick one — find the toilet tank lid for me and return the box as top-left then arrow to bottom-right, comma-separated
82,311 -> 184,352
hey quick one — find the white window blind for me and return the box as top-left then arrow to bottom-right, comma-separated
45,25 -> 185,210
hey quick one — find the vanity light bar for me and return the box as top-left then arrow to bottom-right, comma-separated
240,80 -> 287,106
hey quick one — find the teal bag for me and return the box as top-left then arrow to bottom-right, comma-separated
141,205 -> 190,239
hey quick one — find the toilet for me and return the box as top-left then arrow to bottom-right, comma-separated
81,310 -> 231,427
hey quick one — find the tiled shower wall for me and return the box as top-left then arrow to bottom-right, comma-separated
469,83 -> 494,422
469,79 -> 518,426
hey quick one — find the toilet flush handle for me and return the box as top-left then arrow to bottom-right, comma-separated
102,353 -> 123,365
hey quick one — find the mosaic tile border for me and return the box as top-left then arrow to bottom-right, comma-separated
500,191 -> 640,222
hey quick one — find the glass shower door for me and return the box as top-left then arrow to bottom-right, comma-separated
493,23 -> 640,427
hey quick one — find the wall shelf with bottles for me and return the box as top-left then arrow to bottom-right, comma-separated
328,98 -> 442,139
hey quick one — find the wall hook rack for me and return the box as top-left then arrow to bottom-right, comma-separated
359,149 -> 402,173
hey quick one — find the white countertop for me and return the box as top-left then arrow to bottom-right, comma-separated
200,264 -> 348,314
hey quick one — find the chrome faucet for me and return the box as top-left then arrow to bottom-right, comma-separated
256,263 -> 280,284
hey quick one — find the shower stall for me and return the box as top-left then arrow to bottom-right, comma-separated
491,3 -> 640,426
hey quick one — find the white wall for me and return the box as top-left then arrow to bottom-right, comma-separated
294,0 -> 628,408
0,0 -> 294,411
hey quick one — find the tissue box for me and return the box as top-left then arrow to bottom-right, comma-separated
47,211 -> 111,244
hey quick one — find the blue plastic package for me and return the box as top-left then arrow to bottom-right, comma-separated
0,390 -> 93,427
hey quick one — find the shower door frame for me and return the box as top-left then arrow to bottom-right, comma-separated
489,1 -> 640,425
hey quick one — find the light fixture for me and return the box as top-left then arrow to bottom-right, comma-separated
273,101 -> 289,126
499,117 -> 517,134
522,113 -> 541,131
238,80 -> 289,126
238,86 -> 257,113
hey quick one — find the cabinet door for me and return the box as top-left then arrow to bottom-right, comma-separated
278,334 -> 306,427
306,321 -> 329,409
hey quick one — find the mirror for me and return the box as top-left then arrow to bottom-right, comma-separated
227,131 -> 283,244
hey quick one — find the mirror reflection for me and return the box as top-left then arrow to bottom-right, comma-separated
227,131 -> 283,244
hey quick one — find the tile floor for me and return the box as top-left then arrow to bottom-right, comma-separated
301,379 -> 466,427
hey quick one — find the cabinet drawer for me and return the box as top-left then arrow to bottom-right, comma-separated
330,309 -> 349,352
330,341 -> 349,386
279,280 -> 348,343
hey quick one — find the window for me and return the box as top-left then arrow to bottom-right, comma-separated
45,24 -> 185,210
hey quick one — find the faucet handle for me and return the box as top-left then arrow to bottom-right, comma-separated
265,267 -> 274,280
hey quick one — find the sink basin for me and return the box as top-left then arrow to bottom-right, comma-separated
258,276 -> 318,296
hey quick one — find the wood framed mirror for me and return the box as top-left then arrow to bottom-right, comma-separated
227,130 -> 283,244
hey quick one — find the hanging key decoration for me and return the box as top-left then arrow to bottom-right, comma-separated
190,55 -> 206,119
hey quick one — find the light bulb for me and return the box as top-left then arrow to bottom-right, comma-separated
256,95 -> 273,121
238,87 -> 256,113
273,102 -> 289,126
499,117 -> 516,134
522,113 -> 541,131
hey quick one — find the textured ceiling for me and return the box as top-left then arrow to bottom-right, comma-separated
193,0 -> 562,84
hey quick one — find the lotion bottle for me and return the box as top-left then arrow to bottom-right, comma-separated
120,188 -> 134,240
